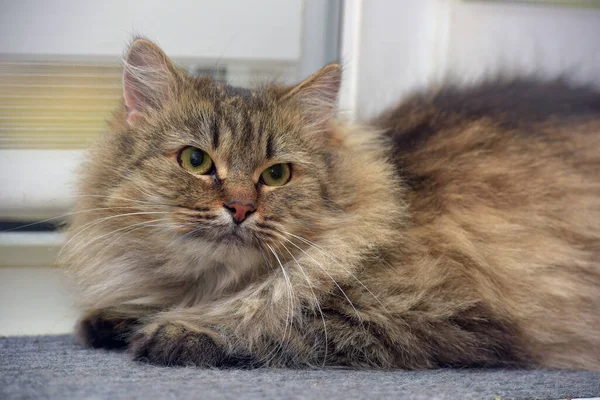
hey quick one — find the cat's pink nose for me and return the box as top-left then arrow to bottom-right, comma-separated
224,201 -> 256,224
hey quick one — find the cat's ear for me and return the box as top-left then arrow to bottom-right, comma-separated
282,63 -> 342,127
122,38 -> 181,124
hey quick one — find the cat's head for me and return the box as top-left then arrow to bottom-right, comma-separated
73,38 -> 351,273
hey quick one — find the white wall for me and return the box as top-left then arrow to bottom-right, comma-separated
300,0 -> 342,79
352,0 -> 449,120
350,0 -> 600,120
0,0 -> 303,61
445,2 -> 600,86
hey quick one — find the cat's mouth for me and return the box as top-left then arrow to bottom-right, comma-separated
216,230 -> 247,245
180,222 -> 256,248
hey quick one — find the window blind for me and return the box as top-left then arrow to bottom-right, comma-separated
0,59 -> 297,150
0,60 -> 121,149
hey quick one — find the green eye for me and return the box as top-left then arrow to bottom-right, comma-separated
178,147 -> 214,175
260,163 -> 291,186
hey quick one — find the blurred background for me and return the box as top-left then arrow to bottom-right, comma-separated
1,0 -> 600,336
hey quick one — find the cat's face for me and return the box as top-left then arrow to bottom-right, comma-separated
76,39 -> 343,270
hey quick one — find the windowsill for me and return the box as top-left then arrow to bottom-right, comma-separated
0,266 -> 77,335
0,149 -> 82,220
0,231 -> 65,268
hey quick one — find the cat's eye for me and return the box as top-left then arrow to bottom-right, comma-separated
260,163 -> 291,186
178,147 -> 214,175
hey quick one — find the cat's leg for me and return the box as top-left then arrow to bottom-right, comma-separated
129,319 -> 259,367
127,272 -> 342,367
127,293 -> 298,367
75,310 -> 140,349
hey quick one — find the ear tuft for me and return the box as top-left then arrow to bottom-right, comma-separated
283,63 -> 342,127
122,38 -> 180,124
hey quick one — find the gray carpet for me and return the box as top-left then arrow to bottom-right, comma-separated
1,335 -> 599,400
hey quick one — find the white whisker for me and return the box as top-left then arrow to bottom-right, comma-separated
266,243 -> 295,365
284,231 -> 387,310
90,219 -> 179,260
271,233 -> 363,324
57,211 -> 171,261
279,241 -> 328,367
71,194 -> 165,206
63,217 -> 174,262
0,205 -> 158,233
257,248 -> 287,366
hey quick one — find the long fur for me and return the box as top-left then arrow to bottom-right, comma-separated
62,40 -> 600,370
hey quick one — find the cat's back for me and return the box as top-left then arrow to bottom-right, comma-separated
378,79 -> 600,156
384,79 -> 600,123
376,79 -> 600,195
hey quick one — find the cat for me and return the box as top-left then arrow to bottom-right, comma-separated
62,38 -> 600,370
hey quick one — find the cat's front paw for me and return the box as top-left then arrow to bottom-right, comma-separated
129,323 -> 257,368
75,312 -> 135,349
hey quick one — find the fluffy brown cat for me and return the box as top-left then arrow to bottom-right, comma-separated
62,38 -> 600,370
